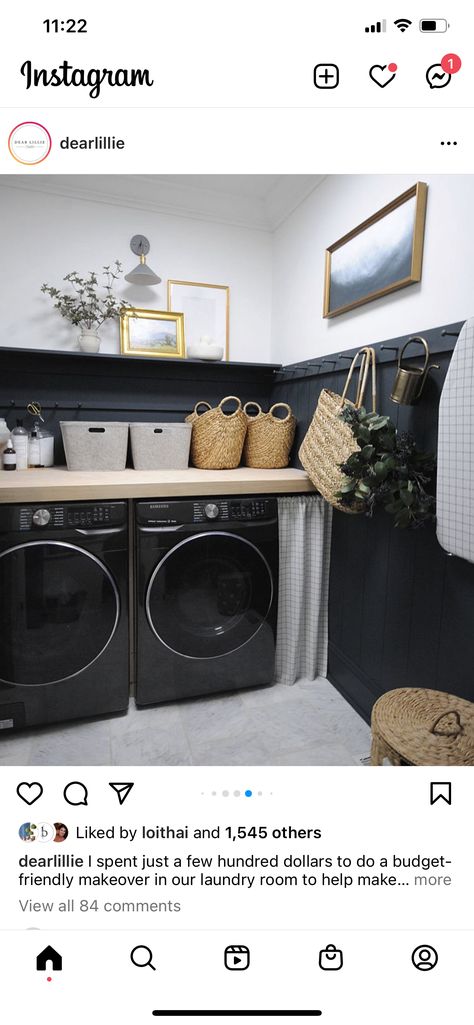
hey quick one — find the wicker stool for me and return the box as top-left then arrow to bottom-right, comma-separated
370,688 -> 474,766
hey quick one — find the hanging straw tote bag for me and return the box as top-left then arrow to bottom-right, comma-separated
299,346 -> 377,513
243,401 -> 297,468
186,395 -> 247,469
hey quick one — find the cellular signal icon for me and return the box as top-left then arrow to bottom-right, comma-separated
394,18 -> 412,32
365,20 -> 387,33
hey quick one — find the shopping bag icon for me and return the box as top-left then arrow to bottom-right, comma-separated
319,944 -> 343,970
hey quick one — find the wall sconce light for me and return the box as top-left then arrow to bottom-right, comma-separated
124,235 -> 162,285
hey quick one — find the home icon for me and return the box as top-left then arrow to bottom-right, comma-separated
36,946 -> 63,972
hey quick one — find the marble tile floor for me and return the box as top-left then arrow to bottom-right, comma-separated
0,677 -> 372,766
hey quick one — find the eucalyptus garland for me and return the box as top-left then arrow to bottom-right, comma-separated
335,407 -> 436,528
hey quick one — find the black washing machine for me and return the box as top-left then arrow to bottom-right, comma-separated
135,496 -> 278,704
0,501 -> 129,732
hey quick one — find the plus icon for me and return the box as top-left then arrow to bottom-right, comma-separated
313,64 -> 340,89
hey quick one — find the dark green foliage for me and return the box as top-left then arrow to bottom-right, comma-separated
336,406 -> 436,528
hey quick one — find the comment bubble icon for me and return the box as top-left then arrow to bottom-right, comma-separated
63,781 -> 88,806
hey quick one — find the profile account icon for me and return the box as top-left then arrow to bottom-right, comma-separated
412,944 -> 438,971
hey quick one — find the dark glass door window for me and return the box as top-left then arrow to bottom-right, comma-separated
0,541 -> 119,686
146,532 -> 273,659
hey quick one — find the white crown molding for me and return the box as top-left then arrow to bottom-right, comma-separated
0,174 -> 325,232
265,174 -> 327,229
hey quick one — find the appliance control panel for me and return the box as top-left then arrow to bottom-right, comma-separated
137,498 -> 277,526
0,502 -> 127,533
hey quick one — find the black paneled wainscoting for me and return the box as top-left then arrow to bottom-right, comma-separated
271,321 -> 474,721
1,323 -> 473,722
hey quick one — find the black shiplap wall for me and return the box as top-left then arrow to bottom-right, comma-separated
271,322 -> 474,722
1,329 -> 473,723
0,347 -> 278,467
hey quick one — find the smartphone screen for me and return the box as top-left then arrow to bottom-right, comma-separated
0,3 -> 472,1021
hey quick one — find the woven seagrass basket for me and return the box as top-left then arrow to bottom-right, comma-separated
186,395 -> 247,469
371,687 -> 474,766
243,402 -> 296,468
299,346 -> 376,513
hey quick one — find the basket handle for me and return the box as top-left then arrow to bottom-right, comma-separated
243,401 -> 263,418
218,396 -> 242,417
340,346 -> 377,412
268,403 -> 292,423
430,709 -> 463,737
193,401 -> 212,416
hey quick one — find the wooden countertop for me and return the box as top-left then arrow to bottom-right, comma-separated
0,467 -> 315,503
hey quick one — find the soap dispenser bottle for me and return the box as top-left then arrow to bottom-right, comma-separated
28,422 -> 42,468
3,438 -> 16,471
12,420 -> 28,470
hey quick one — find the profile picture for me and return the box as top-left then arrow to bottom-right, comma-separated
19,822 -> 36,842
54,823 -> 69,842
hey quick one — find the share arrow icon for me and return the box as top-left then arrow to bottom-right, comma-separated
109,782 -> 135,805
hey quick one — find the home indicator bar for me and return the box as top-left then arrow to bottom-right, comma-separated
152,1013 -> 322,1018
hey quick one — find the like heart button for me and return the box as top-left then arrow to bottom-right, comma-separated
369,63 -> 398,88
17,781 -> 43,806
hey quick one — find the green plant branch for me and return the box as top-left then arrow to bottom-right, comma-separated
41,261 -> 129,330
335,406 -> 436,529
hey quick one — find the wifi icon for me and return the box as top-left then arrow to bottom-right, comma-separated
394,18 -> 412,32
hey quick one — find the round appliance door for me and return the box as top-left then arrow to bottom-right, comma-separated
146,532 -> 274,659
0,541 -> 120,686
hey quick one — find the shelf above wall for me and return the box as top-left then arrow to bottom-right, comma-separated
0,346 -> 281,381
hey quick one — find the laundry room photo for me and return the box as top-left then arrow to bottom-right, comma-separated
0,173 -> 473,768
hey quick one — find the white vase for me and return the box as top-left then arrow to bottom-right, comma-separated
79,329 -> 101,353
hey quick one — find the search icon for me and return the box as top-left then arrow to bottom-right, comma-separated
130,945 -> 156,970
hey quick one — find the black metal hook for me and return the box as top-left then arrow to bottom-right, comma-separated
380,345 -> 399,353
441,329 -> 460,338
322,359 -> 336,366
337,354 -> 353,361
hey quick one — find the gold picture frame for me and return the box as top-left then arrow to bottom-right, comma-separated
167,280 -> 230,361
120,307 -> 185,358
323,182 -> 428,319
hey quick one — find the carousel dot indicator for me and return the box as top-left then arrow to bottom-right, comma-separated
245,790 -> 253,797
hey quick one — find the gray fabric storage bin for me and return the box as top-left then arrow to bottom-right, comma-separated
130,422 -> 192,470
60,421 -> 129,471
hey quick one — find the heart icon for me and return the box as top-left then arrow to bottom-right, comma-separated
369,63 -> 397,88
17,782 -> 43,806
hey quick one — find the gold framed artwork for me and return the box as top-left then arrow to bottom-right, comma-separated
323,182 -> 428,319
167,280 -> 230,361
120,307 -> 185,358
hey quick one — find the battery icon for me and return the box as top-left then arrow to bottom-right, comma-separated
419,19 -> 449,32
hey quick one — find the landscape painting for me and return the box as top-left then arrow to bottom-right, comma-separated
120,307 -> 185,358
323,183 -> 427,318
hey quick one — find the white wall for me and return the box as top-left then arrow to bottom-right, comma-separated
0,184 -> 272,362
271,174 -> 474,363
2,175 -> 472,369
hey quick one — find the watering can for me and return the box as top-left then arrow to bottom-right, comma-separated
390,336 -> 439,405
